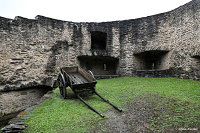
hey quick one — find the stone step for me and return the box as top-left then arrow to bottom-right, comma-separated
95,75 -> 119,79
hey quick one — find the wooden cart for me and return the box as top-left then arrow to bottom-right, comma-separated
56,66 -> 122,118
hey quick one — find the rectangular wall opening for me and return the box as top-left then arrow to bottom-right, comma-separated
134,50 -> 169,70
91,31 -> 107,50
192,55 -> 200,69
78,56 -> 118,76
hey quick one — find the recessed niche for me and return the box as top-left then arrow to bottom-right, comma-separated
78,56 -> 118,75
192,55 -> 200,59
192,55 -> 200,69
91,31 -> 107,50
134,50 -> 169,70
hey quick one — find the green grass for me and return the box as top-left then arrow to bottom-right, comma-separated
24,77 -> 200,132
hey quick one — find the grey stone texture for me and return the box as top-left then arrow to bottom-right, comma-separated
0,0 -> 199,91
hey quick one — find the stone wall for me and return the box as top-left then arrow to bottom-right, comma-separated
169,0 -> 200,80
0,16 -> 77,91
0,0 -> 199,91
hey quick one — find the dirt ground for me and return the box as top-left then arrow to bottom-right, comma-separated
90,94 -> 179,133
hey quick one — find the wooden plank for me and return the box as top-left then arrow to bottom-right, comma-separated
62,66 -> 78,73
78,67 -> 96,82
68,73 -> 89,84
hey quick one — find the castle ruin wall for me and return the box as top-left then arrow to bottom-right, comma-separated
0,0 -> 199,91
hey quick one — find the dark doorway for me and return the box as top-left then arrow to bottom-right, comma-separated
91,31 -> 107,50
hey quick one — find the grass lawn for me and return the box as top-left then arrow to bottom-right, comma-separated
24,77 -> 200,132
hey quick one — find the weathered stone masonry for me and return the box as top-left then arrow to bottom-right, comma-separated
0,0 -> 199,91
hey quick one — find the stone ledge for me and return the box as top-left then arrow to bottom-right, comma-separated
95,75 -> 120,79
133,69 -> 172,78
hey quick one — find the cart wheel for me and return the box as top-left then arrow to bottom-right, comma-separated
58,73 -> 67,99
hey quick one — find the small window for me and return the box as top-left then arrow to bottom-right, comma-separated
103,63 -> 112,71
103,64 -> 107,71
91,31 -> 107,50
